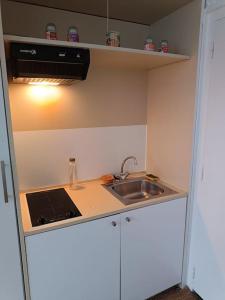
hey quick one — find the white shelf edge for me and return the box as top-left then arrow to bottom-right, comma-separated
3,34 -> 190,61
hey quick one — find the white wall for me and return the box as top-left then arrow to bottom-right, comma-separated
14,126 -> 146,190
146,0 -> 201,190
9,67 -> 147,190
3,0 -> 200,191
1,0 -> 150,50
206,0 -> 225,9
9,67 -> 147,131
2,0 -> 149,191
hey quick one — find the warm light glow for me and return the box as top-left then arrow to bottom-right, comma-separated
27,85 -> 61,106
28,81 -> 60,86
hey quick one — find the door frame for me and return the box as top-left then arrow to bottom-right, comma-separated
184,0 -> 225,290
0,2 -> 30,299
1,0 -> 221,296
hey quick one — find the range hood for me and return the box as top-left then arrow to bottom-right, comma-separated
7,42 -> 90,85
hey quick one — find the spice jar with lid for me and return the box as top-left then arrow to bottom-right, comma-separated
67,26 -> 79,42
106,31 -> 120,47
160,40 -> 169,53
144,38 -> 155,51
46,23 -> 57,40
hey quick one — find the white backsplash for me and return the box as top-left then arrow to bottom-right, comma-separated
13,125 -> 147,190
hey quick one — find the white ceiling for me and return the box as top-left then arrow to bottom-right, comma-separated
11,0 -> 194,25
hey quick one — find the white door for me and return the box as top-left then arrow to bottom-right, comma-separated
121,198 -> 186,300
26,215 -> 121,300
0,67 -> 24,299
190,7 -> 225,299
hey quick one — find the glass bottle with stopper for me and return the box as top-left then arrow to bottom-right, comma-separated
69,157 -> 79,190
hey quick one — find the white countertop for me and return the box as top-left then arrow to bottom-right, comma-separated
19,175 -> 187,236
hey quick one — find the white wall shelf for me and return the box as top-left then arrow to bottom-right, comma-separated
4,34 -> 190,71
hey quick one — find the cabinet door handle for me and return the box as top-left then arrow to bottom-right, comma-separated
0,161 -> 8,203
111,221 -> 117,227
125,217 -> 131,223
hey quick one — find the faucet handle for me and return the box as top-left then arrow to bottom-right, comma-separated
114,172 -> 129,181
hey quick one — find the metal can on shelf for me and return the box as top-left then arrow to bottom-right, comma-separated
67,26 -> 79,42
144,38 -> 155,51
106,31 -> 120,47
46,23 -> 57,40
160,40 -> 169,53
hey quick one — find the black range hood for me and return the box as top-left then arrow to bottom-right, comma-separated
7,42 -> 90,85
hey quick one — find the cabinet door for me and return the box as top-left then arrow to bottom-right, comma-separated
121,198 -> 186,300
189,8 -> 225,299
0,68 -> 24,299
26,215 -> 120,300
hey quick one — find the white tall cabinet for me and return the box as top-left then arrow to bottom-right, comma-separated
0,68 -> 24,299
0,3 -> 25,299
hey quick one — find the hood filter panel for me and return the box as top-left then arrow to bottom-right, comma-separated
12,77 -> 75,86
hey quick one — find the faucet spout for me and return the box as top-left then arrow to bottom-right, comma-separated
121,156 -> 138,174
114,156 -> 138,181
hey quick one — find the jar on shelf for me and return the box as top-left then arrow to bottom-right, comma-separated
106,31 -> 120,47
67,26 -> 79,42
46,23 -> 57,40
144,38 -> 155,51
159,40 -> 169,53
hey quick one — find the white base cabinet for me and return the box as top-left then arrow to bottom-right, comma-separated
25,198 -> 186,300
121,198 -> 186,300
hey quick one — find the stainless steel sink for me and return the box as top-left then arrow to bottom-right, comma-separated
103,178 -> 177,206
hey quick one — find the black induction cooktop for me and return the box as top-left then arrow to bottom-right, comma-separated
26,188 -> 82,227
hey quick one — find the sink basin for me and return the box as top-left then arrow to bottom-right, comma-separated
103,178 -> 177,206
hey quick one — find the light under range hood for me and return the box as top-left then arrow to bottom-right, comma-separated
7,42 -> 90,85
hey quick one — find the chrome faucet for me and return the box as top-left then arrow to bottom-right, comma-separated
114,156 -> 138,181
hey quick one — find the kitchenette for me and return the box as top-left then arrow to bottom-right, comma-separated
0,0 -> 202,300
